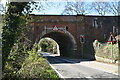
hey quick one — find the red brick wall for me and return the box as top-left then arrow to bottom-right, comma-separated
31,15 -> 119,59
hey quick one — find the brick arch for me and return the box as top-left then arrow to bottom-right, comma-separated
31,15 -> 119,60
38,31 -> 77,58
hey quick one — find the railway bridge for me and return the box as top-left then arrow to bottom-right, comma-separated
30,15 -> 119,59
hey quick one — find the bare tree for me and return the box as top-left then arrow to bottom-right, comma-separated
0,1 -> 8,14
107,2 -> 119,16
92,2 -> 110,16
0,3 -> 4,14
62,2 -> 91,15
92,2 -> 119,16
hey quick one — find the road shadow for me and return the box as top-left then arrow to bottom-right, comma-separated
45,56 -> 95,64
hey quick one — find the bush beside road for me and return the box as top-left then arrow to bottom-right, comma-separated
93,35 -> 120,64
2,48 -> 59,79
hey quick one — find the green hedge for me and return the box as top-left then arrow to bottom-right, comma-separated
93,40 -> 119,61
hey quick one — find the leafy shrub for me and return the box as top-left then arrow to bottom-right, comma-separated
3,45 -> 59,80
93,40 -> 119,60
17,51 -> 59,79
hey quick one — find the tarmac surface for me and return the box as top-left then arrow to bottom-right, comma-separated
45,54 -> 120,79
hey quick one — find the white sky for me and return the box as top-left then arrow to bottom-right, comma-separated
1,0 -> 119,2
0,0 -> 119,15
0,0 -> 6,4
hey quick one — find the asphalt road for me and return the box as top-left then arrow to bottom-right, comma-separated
45,55 -> 119,79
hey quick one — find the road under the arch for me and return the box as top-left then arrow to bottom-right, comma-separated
41,31 -> 77,58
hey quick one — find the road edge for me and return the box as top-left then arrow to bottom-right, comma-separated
46,59 -> 64,79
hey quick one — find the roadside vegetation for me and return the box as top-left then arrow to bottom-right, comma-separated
1,2 -> 59,79
38,38 -> 58,54
3,44 -> 59,79
93,35 -> 120,62
0,15 -> 2,56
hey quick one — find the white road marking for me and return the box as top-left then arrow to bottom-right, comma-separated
46,60 -> 64,78
46,56 -> 119,78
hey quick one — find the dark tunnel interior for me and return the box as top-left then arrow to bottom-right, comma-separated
41,31 -> 77,58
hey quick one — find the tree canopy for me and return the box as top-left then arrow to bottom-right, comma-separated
2,2 -> 34,69
62,1 -> 119,16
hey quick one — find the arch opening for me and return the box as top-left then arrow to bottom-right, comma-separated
38,37 -> 60,56
39,31 -> 77,58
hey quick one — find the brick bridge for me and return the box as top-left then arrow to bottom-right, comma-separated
30,15 -> 119,60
